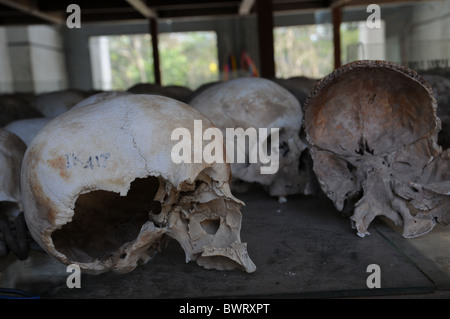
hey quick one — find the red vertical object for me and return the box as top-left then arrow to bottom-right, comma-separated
256,0 -> 275,78
332,6 -> 342,70
149,18 -> 162,85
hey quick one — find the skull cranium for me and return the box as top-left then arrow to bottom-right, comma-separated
190,77 -> 315,198
21,94 -> 256,274
304,60 -> 450,238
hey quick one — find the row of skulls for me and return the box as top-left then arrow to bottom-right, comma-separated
0,60 -> 449,275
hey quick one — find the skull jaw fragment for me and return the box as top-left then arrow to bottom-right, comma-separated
21,94 -> 256,274
305,60 -> 450,239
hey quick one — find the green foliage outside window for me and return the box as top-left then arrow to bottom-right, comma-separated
106,32 -> 218,90
274,23 -> 360,79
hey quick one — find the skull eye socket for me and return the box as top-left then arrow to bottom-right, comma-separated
51,176 -> 160,263
346,162 -> 356,173
279,141 -> 289,156
261,130 -> 286,157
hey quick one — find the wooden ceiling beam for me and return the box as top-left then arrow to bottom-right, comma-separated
81,12 -> 146,22
331,0 -> 426,7
157,6 -> 238,18
37,0 -> 129,11
125,0 -> 158,19
0,0 -> 65,24
239,0 -> 255,15
147,0 -> 238,7
273,0 -> 329,11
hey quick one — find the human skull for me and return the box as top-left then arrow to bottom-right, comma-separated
72,91 -> 132,109
0,128 -> 27,219
4,118 -> 51,146
128,83 -> 193,103
21,94 -> 256,274
188,81 -> 222,102
0,95 -> 43,127
304,60 -> 450,238
271,76 -> 320,106
190,77 -> 314,198
32,89 -> 88,118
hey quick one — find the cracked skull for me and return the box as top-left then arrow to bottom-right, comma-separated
190,77 -> 315,198
21,94 -> 256,274
304,60 -> 450,238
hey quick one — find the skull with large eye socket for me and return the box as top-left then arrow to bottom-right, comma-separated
304,60 -> 450,238
21,94 -> 256,274
190,77 -> 316,199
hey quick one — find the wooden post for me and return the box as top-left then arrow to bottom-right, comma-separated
149,17 -> 162,85
256,0 -> 275,78
332,5 -> 342,70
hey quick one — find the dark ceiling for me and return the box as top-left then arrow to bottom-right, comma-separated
0,0 -> 419,25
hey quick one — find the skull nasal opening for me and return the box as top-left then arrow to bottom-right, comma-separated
51,176 -> 161,263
